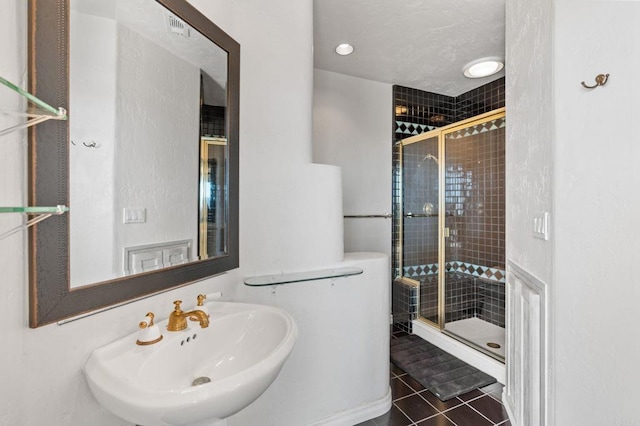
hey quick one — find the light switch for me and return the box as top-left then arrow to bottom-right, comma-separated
533,212 -> 549,240
123,208 -> 146,224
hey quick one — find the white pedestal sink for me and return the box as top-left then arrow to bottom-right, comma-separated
83,301 -> 298,426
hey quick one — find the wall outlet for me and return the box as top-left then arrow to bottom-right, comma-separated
533,212 -> 549,240
123,208 -> 146,224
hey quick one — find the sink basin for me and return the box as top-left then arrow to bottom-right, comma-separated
83,302 -> 297,426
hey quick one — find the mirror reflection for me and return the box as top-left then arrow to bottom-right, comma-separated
68,0 -> 229,288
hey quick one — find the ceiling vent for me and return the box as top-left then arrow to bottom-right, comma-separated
166,13 -> 191,38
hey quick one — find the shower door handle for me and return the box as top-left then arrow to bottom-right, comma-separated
444,227 -> 450,238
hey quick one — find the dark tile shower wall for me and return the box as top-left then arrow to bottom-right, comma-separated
392,78 -> 505,333
201,104 -> 225,137
455,79 -> 505,121
402,138 -> 439,271
476,279 -> 506,327
392,279 -> 418,331
419,274 -> 506,328
443,273 -> 477,323
418,275 -> 438,324
445,119 -> 506,269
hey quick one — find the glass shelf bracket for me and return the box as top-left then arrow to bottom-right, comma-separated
0,205 -> 69,240
0,75 -> 68,137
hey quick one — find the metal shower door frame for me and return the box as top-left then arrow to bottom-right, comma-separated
398,107 -> 506,331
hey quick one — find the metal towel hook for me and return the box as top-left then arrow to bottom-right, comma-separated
581,73 -> 609,89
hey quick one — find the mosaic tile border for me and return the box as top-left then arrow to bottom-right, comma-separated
400,261 -> 505,283
395,121 -> 437,135
446,117 -> 506,140
394,116 -> 505,143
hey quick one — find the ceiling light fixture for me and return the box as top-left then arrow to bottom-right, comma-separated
335,43 -> 354,56
462,57 -> 504,79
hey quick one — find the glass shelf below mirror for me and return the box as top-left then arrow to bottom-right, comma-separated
0,75 -> 67,137
0,206 -> 69,241
244,267 -> 363,286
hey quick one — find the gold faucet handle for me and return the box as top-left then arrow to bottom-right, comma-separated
139,312 -> 155,329
173,300 -> 183,313
136,312 -> 163,346
197,294 -> 206,307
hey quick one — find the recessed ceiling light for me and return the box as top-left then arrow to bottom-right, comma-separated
335,43 -> 354,56
463,57 -> 504,78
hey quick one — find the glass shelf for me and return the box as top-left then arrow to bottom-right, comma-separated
0,205 -> 69,240
0,75 -> 67,137
0,206 -> 69,214
244,266 -> 363,286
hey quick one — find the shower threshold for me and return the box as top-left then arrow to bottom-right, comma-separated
412,318 -> 506,384
444,318 -> 505,361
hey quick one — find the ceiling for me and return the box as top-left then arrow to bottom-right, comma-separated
313,0 -> 505,97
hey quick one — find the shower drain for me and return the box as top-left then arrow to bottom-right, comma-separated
487,342 -> 501,349
192,376 -> 211,386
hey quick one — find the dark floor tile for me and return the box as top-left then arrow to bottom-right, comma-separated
391,377 -> 415,401
480,382 -> 504,401
468,395 -> 509,423
456,388 -> 484,401
367,405 -> 413,426
419,389 -> 463,412
416,414 -> 456,426
394,394 -> 439,423
399,374 -> 426,392
392,324 -> 410,334
443,404 -> 492,425
391,363 -> 406,377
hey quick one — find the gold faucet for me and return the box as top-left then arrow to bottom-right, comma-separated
167,300 -> 210,332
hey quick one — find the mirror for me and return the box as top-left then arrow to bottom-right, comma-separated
68,0 -> 229,286
28,0 -> 239,327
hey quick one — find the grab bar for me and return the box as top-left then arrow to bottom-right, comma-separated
404,213 -> 437,218
403,212 -> 452,218
343,214 -> 392,219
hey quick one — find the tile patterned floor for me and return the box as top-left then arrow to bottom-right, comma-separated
357,331 -> 511,426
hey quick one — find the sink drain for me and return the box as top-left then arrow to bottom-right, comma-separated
192,376 -> 211,386
487,342 -> 501,349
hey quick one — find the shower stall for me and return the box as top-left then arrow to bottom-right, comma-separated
394,108 -> 506,362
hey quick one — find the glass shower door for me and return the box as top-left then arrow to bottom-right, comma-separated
442,114 -> 506,360
400,134 -> 440,327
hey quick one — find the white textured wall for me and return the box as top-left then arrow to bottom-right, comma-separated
553,1 -> 640,425
115,24 -> 200,270
312,69 -> 392,258
0,1 -> 29,422
69,10 -> 117,286
0,0 -> 354,424
189,0 -> 345,275
229,253 -> 390,426
505,0 -> 554,282
505,0 -> 555,422
508,0 -> 640,425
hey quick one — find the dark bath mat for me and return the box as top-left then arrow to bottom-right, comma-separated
390,334 -> 496,401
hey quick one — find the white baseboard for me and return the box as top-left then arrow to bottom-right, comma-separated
308,388 -> 392,426
503,389 -> 517,426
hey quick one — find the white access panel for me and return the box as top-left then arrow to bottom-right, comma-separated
124,240 -> 192,275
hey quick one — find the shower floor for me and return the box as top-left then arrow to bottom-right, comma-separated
444,318 -> 505,359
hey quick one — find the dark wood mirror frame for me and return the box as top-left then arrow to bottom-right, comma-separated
28,0 -> 240,327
